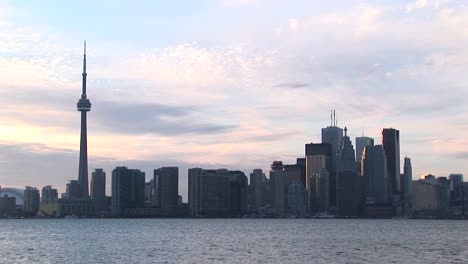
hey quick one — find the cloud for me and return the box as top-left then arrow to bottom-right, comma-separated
93,101 -> 236,135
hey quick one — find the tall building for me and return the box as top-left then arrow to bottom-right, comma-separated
66,180 -> 81,199
91,169 -> 106,200
356,136 -> 374,165
305,143 -> 332,212
24,186 -> 40,215
154,167 -> 179,214
270,161 -> 286,216
41,186 -> 58,202
449,174 -> 464,201
228,170 -> 248,216
362,145 -> 389,204
188,168 -> 230,217
321,111 -> 343,207
337,171 -> 362,217
77,42 -> 92,198
338,127 -> 356,172
91,169 -> 107,212
0,194 -> 16,217
336,128 -> 361,216
249,169 -> 266,210
382,128 -> 401,194
402,157 -> 413,215
111,166 -> 145,217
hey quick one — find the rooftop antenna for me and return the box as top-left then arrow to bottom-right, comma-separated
333,109 -> 336,127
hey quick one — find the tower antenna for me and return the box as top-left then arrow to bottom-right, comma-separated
330,110 -> 333,127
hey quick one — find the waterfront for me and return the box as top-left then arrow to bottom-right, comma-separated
0,219 -> 467,263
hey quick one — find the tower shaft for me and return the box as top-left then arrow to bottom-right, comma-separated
77,42 -> 91,198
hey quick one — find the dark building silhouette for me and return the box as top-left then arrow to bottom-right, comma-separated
336,128 -> 361,216
305,143 -> 332,213
77,42 -> 91,198
24,186 -> 40,215
228,170 -> 248,216
91,169 -> 107,212
154,167 -> 179,215
188,168 -> 247,217
402,157 -> 413,215
66,180 -> 81,199
362,145 -> 389,204
0,194 -> 16,217
111,166 -> 145,217
189,168 -> 230,217
249,169 -> 267,211
321,110 -> 343,207
382,128 -> 401,194
337,171 -> 362,217
356,136 -> 374,167
41,186 -> 58,202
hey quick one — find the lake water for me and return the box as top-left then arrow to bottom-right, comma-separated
0,219 -> 467,263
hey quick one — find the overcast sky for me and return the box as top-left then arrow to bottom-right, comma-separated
0,0 -> 467,199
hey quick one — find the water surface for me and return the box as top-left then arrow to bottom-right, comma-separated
0,219 -> 467,263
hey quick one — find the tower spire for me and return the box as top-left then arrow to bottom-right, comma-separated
82,40 -> 87,99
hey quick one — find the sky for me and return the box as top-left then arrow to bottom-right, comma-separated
0,0 -> 467,199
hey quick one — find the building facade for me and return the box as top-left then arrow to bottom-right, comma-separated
111,166 -> 145,217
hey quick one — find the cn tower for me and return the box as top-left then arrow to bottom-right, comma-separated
77,41 -> 91,198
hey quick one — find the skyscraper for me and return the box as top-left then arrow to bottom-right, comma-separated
111,166 -> 145,217
91,169 -> 107,212
402,157 -> 412,215
362,145 -> 389,204
24,186 -> 40,215
305,143 -> 332,213
91,169 -> 106,200
77,42 -> 92,198
338,127 -> 356,172
41,186 -> 58,202
321,111 -> 343,207
188,168 -> 230,217
382,128 -> 401,194
154,167 -> 179,215
356,136 -> 374,166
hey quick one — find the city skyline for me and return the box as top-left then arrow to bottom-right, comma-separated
0,0 -> 467,198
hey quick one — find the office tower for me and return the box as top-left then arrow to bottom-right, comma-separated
382,128 -> 401,194
321,111 -> 343,207
338,127 -> 356,172
91,169 -> 106,200
188,168 -> 230,217
77,42 -> 92,198
305,143 -> 332,212
228,170 -> 248,216
270,161 -> 286,216
66,180 -> 81,199
111,166 -> 145,217
449,174 -> 464,202
0,194 -> 16,217
362,145 -> 389,204
337,171 -> 361,217
336,128 -> 361,216
402,157 -> 413,214
154,167 -> 179,215
24,186 -> 40,215
91,169 -> 107,212
41,186 -> 58,202
356,136 -> 374,166
249,169 -> 266,210
309,168 -> 330,213
287,182 -> 307,215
